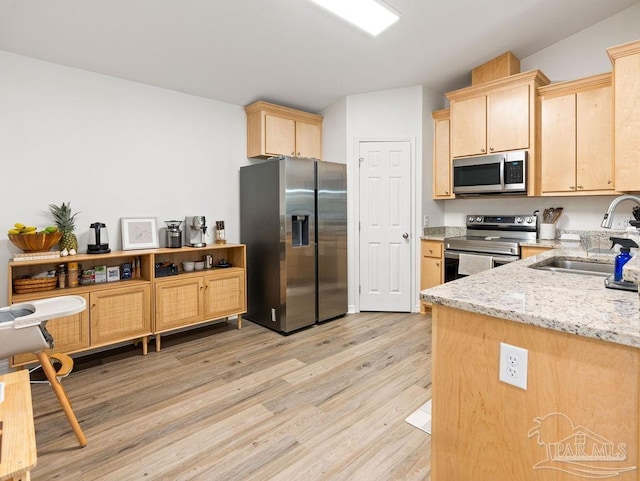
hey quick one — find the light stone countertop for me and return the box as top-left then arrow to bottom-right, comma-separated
624,254 -> 640,284
421,247 -> 640,348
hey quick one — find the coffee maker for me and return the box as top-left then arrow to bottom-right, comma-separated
185,216 -> 207,247
164,220 -> 182,248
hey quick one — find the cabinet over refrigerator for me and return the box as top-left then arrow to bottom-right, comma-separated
240,156 -> 347,334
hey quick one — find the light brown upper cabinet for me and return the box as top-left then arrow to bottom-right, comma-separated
608,40 -> 640,192
447,71 -> 549,195
432,109 -> 453,199
539,73 -> 616,196
448,71 -> 549,158
245,101 -> 323,160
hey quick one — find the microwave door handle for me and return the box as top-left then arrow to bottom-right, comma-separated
499,158 -> 505,190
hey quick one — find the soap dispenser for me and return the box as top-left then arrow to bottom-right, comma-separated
610,237 -> 639,281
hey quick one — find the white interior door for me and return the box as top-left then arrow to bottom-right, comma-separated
359,141 -> 412,312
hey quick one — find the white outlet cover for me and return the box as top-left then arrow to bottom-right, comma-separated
499,342 -> 528,390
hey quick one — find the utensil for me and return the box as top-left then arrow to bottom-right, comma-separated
550,207 -> 563,224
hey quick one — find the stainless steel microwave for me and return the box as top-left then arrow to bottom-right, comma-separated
452,151 -> 527,195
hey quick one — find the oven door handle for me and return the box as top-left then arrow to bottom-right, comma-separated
444,250 -> 519,263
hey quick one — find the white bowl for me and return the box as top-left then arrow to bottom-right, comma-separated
183,261 -> 195,272
194,261 -> 205,270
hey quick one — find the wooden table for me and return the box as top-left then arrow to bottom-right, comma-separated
0,370 -> 36,481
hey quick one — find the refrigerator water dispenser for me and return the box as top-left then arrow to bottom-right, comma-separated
292,215 -> 309,247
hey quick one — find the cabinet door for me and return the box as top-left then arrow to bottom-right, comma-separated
613,52 -> 640,191
577,86 -> 614,191
265,114 -> 296,156
421,257 -> 442,290
433,115 -> 453,199
487,84 -> 530,153
541,94 -> 576,193
12,293 -> 90,365
155,277 -> 204,332
203,269 -> 246,320
520,246 -> 552,259
296,121 -> 322,159
90,285 -> 151,345
451,96 -> 486,157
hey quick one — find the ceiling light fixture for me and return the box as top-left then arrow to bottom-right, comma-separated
309,0 -> 400,36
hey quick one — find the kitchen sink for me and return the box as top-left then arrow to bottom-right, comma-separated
529,258 -> 613,277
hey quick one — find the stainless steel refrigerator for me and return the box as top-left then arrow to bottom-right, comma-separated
240,156 -> 347,334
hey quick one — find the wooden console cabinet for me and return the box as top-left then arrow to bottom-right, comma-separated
8,244 -> 246,366
245,101 -> 323,160
153,244 -> 246,351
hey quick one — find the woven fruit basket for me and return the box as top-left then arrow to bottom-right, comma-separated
13,276 -> 58,294
8,232 -> 62,252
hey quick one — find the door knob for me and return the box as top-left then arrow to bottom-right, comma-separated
402,232 -> 409,239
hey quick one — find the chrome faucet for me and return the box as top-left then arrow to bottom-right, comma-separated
601,195 -> 640,228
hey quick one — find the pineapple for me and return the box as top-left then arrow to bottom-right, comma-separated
49,202 -> 79,251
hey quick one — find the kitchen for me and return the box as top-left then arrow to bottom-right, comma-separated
1,1 -> 640,480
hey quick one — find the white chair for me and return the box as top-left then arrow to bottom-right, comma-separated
0,295 -> 88,447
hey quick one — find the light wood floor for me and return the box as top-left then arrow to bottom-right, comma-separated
29,312 -> 432,480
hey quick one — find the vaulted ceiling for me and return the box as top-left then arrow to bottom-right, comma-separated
0,0 -> 637,112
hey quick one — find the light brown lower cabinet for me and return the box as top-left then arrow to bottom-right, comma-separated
89,284 -> 151,346
420,240 -> 444,313
154,267 -> 246,350
8,244 -> 246,367
432,304 -> 639,480
520,246 -> 553,259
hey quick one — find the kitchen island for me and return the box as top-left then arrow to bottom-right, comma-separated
421,248 -> 640,481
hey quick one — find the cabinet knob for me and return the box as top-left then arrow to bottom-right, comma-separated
291,152 -> 295,156
608,180 -> 612,185
296,152 -> 301,156
444,190 -> 449,195
436,262 -> 440,267
569,185 -> 575,190
429,249 -> 433,254
481,148 -> 486,153
489,147 -> 494,152
577,185 -> 583,189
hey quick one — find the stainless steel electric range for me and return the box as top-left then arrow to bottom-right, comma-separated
443,214 -> 538,282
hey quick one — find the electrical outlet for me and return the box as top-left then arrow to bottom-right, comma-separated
499,342 -> 528,390
271,308 -> 276,323
423,215 -> 429,227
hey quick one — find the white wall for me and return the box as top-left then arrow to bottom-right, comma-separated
521,3 -> 640,81
0,51 -> 249,307
443,3 -> 640,229
321,97 -> 347,165
339,86 -> 423,312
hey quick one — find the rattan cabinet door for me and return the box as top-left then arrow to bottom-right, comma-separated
90,285 -> 151,345
203,269 -> 246,320
155,276 -> 204,332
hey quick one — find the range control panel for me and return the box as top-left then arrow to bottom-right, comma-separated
465,214 -> 537,232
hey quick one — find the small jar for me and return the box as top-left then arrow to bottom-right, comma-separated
57,264 -> 67,289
